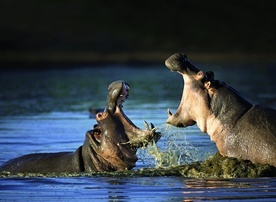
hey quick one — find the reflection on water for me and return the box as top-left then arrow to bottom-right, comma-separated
1,176 -> 276,201
0,64 -> 276,201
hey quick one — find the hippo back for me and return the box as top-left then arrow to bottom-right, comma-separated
209,82 -> 276,166
210,82 -> 253,125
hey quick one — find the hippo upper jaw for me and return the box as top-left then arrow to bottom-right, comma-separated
165,53 -> 200,74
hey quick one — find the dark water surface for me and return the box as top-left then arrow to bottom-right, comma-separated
0,64 -> 276,201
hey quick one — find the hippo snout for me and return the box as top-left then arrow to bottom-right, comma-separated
165,53 -> 200,74
165,53 -> 187,72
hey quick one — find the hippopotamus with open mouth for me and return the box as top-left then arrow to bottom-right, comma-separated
165,53 -> 276,166
0,80 -> 161,174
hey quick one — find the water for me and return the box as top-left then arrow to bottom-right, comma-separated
0,64 -> 276,201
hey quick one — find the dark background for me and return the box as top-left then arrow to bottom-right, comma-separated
0,0 -> 275,67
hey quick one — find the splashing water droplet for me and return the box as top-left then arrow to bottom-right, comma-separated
138,125 -> 201,168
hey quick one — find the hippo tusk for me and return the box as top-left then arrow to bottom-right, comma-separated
150,123 -> 155,130
144,121 -> 156,131
167,108 -> 172,116
143,121 -> 157,132
119,141 -> 131,145
144,121 -> 150,130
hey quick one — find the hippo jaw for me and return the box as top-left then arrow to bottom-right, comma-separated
166,109 -> 196,128
107,80 -> 161,148
165,54 -> 209,129
85,80 -> 160,171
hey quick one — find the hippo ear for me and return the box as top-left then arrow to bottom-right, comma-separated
204,81 -> 211,89
196,71 -> 205,80
204,81 -> 216,96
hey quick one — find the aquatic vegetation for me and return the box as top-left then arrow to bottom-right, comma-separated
2,152 -> 275,178
179,152 -> 276,178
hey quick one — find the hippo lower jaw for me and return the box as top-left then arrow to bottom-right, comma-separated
166,108 -> 196,128
114,106 -> 161,148
167,109 -> 186,127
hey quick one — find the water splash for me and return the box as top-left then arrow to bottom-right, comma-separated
138,125 -> 200,168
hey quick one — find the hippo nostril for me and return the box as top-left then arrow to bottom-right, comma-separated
96,111 -> 108,121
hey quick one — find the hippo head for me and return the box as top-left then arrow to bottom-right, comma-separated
83,80 -> 161,172
165,53 -> 214,131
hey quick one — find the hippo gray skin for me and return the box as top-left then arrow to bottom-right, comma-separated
0,80 -> 161,174
165,53 -> 276,166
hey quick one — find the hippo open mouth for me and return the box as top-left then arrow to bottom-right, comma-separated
106,81 -> 160,148
165,53 -> 205,127
89,81 -> 159,148
85,80 -> 161,171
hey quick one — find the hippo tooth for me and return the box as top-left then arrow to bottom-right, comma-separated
167,108 -> 172,116
119,141 -> 130,145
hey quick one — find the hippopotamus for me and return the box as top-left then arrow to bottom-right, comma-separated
0,80 -> 161,174
165,53 -> 276,166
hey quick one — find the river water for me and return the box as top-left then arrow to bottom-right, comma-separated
0,63 -> 275,201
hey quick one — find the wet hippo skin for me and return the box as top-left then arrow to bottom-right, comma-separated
165,53 -> 276,166
0,80 -> 161,174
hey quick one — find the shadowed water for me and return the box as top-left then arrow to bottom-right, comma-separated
0,64 -> 275,201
